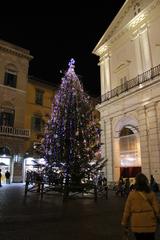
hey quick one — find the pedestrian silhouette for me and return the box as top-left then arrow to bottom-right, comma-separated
5,170 -> 10,184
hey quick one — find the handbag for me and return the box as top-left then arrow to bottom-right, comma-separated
138,192 -> 160,224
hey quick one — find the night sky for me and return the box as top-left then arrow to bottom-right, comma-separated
0,1 -> 125,97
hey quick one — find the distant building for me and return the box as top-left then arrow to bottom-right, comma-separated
93,0 -> 160,182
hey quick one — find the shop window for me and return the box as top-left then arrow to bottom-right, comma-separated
4,70 -> 17,88
35,89 -> 44,105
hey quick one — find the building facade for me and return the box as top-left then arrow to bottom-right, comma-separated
93,0 -> 160,182
0,40 -> 56,183
0,39 -> 32,183
24,76 -> 56,177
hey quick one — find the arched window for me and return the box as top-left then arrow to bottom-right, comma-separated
119,127 -> 134,137
119,126 -> 141,177
31,113 -> 44,132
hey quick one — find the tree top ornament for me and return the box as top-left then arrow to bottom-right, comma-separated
68,58 -> 75,71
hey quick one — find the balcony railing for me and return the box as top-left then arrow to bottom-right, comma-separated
101,64 -> 160,103
0,126 -> 30,138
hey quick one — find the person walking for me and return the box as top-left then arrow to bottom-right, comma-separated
121,173 -> 160,240
5,170 -> 10,184
116,176 -> 125,197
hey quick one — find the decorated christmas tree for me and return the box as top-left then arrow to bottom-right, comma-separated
42,59 -> 106,195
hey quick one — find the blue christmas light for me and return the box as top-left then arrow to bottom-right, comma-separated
68,58 -> 75,68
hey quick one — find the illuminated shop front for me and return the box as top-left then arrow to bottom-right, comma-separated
0,147 -> 12,184
24,157 -> 46,175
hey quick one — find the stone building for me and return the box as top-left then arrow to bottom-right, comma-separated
0,40 -> 56,183
0,39 -> 32,183
93,0 -> 160,182
24,76 -> 56,177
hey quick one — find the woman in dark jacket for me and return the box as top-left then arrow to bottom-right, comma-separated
121,173 -> 160,240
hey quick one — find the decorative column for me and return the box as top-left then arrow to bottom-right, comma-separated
133,34 -> 143,74
104,55 -> 111,92
133,26 -> 152,74
104,117 -> 114,182
100,118 -> 107,177
99,60 -> 105,96
139,27 -> 152,71
137,106 -> 151,178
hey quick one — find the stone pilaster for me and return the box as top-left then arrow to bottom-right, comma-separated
104,56 -> 111,92
139,27 -> 152,71
145,102 -> 160,181
137,106 -> 151,178
138,103 -> 160,181
99,61 -> 105,96
133,34 -> 143,74
103,117 -> 114,182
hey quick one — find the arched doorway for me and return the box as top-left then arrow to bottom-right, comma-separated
119,125 -> 141,178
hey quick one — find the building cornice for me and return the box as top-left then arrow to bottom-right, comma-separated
0,83 -> 26,94
0,40 -> 33,61
93,0 -> 160,57
28,75 -> 58,89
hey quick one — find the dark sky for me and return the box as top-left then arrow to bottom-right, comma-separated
0,1 -> 125,97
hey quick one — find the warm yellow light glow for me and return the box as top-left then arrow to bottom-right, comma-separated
0,157 -> 10,165
25,157 -> 34,165
129,13 -> 145,29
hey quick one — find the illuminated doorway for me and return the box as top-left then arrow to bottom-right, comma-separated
0,146 -> 11,184
119,126 -> 141,178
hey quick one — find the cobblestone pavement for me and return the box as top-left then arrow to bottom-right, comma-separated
0,184 -> 159,240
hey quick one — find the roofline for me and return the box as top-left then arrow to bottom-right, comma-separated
92,0 -> 128,55
28,75 -> 58,89
0,39 -> 33,60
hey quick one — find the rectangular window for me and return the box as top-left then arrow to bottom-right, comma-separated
35,89 -> 44,105
0,109 -> 15,127
4,72 -> 17,88
31,116 -> 43,132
